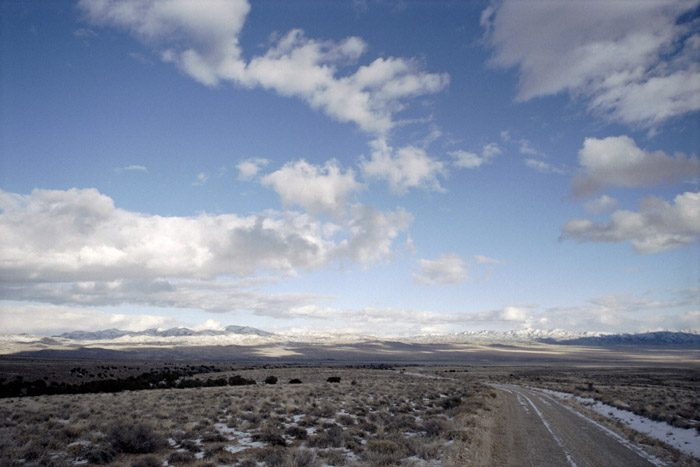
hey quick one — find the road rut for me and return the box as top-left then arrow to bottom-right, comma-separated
490,384 -> 664,467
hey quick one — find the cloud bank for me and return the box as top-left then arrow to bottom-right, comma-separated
0,187 -> 411,312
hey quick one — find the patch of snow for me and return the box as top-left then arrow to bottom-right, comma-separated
535,388 -> 700,460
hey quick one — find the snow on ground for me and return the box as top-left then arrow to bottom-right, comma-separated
535,388 -> 700,459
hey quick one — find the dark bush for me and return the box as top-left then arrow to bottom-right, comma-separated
179,439 -> 201,453
228,375 -> 256,386
289,378 -> 303,384
130,455 -> 161,467
264,376 -> 278,385
440,396 -> 462,410
84,445 -> 116,464
108,422 -> 167,454
422,418 -> 449,437
326,376 -> 341,383
201,431 -> 227,443
285,425 -> 308,440
168,451 -> 196,465
252,431 -> 287,447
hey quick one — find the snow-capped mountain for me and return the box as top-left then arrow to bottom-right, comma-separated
48,327 -> 700,346
56,325 -> 273,341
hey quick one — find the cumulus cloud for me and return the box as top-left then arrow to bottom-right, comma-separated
236,158 -> 269,181
583,195 -> 619,215
362,138 -> 446,193
338,205 -> 414,265
482,0 -> 700,128
450,142 -> 502,169
413,253 -> 468,286
572,135 -> 700,197
561,191 -> 700,253
261,159 -> 362,217
0,187 -> 410,288
79,0 -> 448,134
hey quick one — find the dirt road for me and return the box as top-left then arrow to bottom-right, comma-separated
490,384 -> 665,467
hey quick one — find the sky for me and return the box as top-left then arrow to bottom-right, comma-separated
1,0 -> 699,337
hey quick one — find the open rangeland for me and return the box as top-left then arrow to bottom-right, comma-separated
1,359 -> 698,466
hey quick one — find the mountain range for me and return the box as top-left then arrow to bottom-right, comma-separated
55,326 -> 273,340
48,327 -> 700,347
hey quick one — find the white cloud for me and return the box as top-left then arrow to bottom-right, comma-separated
266,288 -> 699,335
261,159 -> 362,217
236,158 -> 269,181
572,135 -> 700,197
114,165 -> 148,173
413,253 -> 468,286
361,138 -> 446,193
74,27 -> 97,38
524,158 -> 566,175
583,195 -> 619,215
0,187 -> 410,286
193,172 -> 209,185
338,205 -> 414,265
482,0 -> 700,128
0,304 -> 178,335
561,191 -> 700,254
518,139 -> 541,156
0,188 -> 414,317
474,255 -> 505,265
536,290 -> 699,332
449,150 -> 482,169
79,0 -> 448,135
450,142 -> 502,169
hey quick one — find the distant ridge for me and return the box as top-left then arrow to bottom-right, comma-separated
539,331 -> 700,347
49,328 -> 700,347
56,325 -> 274,340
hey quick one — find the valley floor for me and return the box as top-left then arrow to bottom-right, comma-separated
1,363 -> 698,466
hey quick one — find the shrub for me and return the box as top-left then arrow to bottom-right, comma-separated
289,378 -> 303,384
421,418 -> 449,437
265,376 -> 278,385
284,448 -> 316,467
107,421 -> 166,454
326,377 -> 341,383
84,445 -> 116,464
130,455 -> 161,467
168,451 -> 196,465
252,431 -> 287,447
229,375 -> 256,386
285,425 -> 308,440
440,396 -> 462,410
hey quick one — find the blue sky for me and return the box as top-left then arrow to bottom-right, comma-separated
1,0 -> 699,336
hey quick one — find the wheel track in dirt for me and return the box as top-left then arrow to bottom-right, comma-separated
489,384 -> 666,467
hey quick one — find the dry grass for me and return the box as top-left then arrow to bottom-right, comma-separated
0,367 -> 496,466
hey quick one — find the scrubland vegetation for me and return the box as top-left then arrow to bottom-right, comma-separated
2,358 -> 698,466
0,366 -> 496,466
